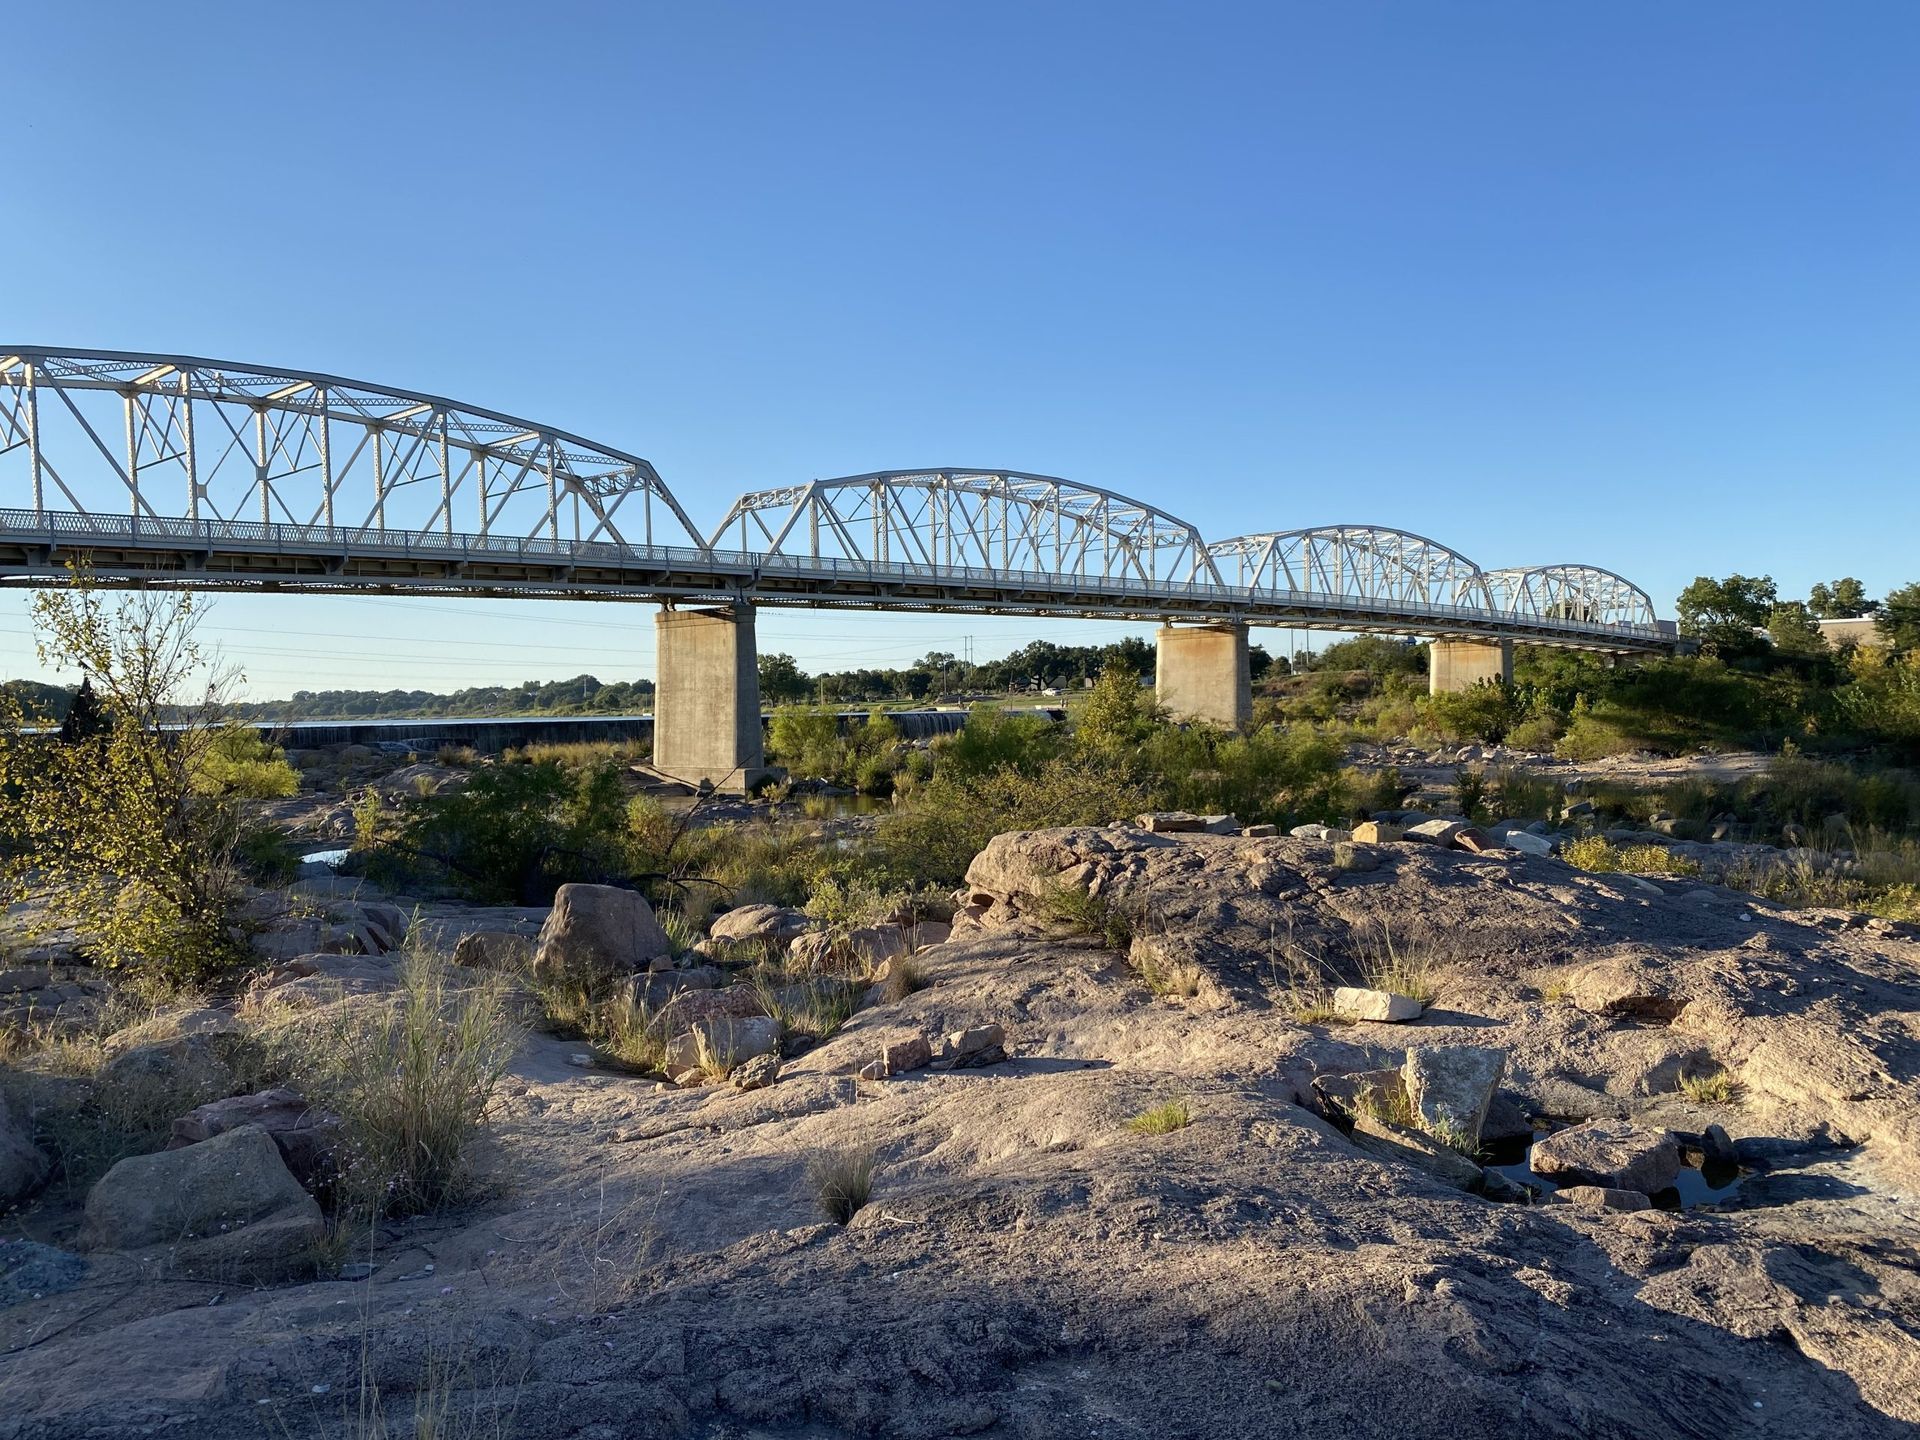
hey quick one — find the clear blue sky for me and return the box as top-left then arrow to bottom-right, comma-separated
3,3 -> 1916,698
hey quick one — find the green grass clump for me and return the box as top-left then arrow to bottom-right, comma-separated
1679,1069 -> 1740,1105
1563,835 -> 1701,877
1126,1099 -> 1193,1135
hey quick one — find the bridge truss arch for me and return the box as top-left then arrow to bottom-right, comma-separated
709,469 -> 1223,587
1206,525 -> 1495,612
1483,564 -> 1658,630
0,348 -> 705,551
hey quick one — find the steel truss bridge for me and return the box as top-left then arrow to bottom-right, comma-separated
0,348 -> 1675,653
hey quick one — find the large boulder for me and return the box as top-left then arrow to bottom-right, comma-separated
80,1124 -> 326,1282
166,1088 -> 344,1194
451,930 -> 534,972
663,1015 -> 782,1082
708,904 -> 812,950
1402,1045 -> 1506,1151
532,883 -> 671,989
1530,1120 -> 1681,1195
654,984 -> 767,1036
246,953 -> 401,1009
1557,956 -> 1685,1022
97,1033 -> 235,1105
0,1093 -> 50,1207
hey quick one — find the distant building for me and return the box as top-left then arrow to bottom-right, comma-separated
1815,617 -> 1884,648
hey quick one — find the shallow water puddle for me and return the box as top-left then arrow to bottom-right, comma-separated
1484,1129 -> 1746,1210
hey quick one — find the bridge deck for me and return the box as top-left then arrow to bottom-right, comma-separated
0,509 -> 1675,653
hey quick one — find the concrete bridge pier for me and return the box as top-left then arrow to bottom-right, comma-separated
1155,622 -> 1252,731
652,603 -> 771,792
1428,638 -> 1513,695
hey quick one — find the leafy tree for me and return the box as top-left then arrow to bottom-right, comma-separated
1676,574 -> 1777,659
1075,661 -> 1156,763
0,575 -> 252,985
392,759 -> 629,903
1878,583 -> 1920,652
1809,578 -> 1877,619
757,652 -> 812,705
1247,644 -> 1274,682
1307,635 -> 1426,680
1766,601 -> 1829,660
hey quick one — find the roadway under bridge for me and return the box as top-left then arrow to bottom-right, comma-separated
0,348 -> 1680,789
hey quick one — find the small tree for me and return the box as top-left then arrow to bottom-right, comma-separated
1676,574 -> 1777,659
1878,583 -> 1920,652
0,573 -> 251,985
1809,578 -> 1878,619
1075,661 -> 1156,763
1767,601 -> 1829,660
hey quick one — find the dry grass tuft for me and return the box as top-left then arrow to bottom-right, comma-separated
807,1144 -> 876,1224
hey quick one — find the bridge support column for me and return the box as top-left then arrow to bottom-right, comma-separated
1428,638 -> 1513,695
653,604 -> 770,792
1155,623 -> 1252,731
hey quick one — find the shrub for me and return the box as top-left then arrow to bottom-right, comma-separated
1350,918 -> 1444,1004
389,759 -> 629,903
1037,880 -> 1137,950
0,575 -> 255,984
1126,1099 -> 1193,1135
193,725 -> 302,798
808,1145 -> 876,1223
1504,714 -> 1563,753
1420,680 -> 1524,744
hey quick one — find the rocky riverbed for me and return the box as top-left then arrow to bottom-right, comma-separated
2,825 -> 1918,1438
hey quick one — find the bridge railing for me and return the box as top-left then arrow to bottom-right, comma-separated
0,508 -> 1666,645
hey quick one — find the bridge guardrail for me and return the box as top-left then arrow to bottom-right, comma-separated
0,508 -> 1666,646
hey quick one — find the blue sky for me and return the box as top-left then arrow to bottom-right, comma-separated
3,3 -> 1916,698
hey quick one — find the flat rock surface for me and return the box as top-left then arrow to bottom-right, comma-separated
4,829 -> 1920,1436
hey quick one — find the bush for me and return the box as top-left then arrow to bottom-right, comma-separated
1420,680 -> 1525,744
878,754 -> 1149,887
387,759 -> 629,903
193,726 -> 302,798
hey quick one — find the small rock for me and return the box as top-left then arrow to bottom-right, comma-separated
1702,1123 -> 1738,1168
1348,1114 -> 1482,1189
1351,820 -> 1405,845
1244,823 -> 1278,838
1135,812 -> 1205,833
709,903 -> 812,949
1331,986 -> 1421,1023
1402,1045 -> 1506,1150
938,1024 -> 1007,1069
1332,842 -> 1380,873
1289,824 -> 1331,841
1310,1067 -> 1405,1121
1404,819 -> 1468,847
80,1125 -> 326,1283
1505,830 -> 1554,857
1530,1120 -> 1681,1195
1201,815 -> 1241,835
663,1015 -> 782,1080
730,1052 -> 782,1091
856,1034 -> 933,1081
1548,1185 -> 1652,1213
1455,827 -> 1508,854
167,1089 -> 344,1195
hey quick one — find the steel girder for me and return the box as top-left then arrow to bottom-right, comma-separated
709,469 -> 1223,587
0,347 -> 1675,651
0,348 -> 705,550
1483,564 -> 1658,629
1207,525 -> 1496,611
